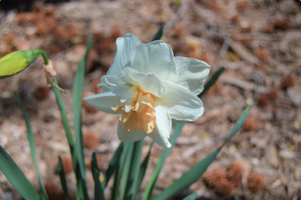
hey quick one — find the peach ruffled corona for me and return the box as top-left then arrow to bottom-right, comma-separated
112,86 -> 156,133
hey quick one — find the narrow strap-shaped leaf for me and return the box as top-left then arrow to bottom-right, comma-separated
15,94 -> 48,200
52,79 -> 75,160
102,142 -> 124,188
141,122 -> 185,200
0,146 -> 41,200
124,140 -> 144,200
72,35 -> 93,181
73,58 -> 89,200
58,156 -> 69,200
112,143 -> 133,200
152,27 -> 163,41
84,35 -> 94,65
183,192 -> 198,200
119,143 -> 133,200
91,153 -> 105,200
136,142 -> 154,195
72,35 -> 94,200
198,66 -> 225,98
153,107 -> 250,200
73,58 -> 86,179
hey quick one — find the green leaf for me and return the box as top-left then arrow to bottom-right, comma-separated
152,27 -> 163,41
0,49 -> 43,79
0,146 -> 40,200
124,140 -> 144,200
142,122 -> 185,200
103,142 -> 124,189
73,58 -> 89,200
72,34 -> 94,200
14,94 -> 48,200
198,66 -> 225,98
136,142 -> 153,195
52,79 -> 75,162
84,35 -> 94,65
183,192 -> 198,200
73,58 -> 86,178
153,107 -> 250,200
91,153 -> 105,200
58,156 -> 69,200
119,143 -> 133,200
113,143 -> 133,200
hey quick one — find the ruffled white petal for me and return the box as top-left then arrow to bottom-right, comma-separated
130,41 -> 178,81
160,81 -> 204,121
83,89 -> 124,114
117,122 -> 147,142
174,56 -> 210,95
124,98 -> 134,112
148,105 -> 172,148
120,87 -> 137,103
123,72 -> 166,97
108,33 -> 141,77
97,75 -> 130,92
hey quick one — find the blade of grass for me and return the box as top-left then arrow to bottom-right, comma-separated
141,122 -> 185,200
84,35 -> 93,65
91,153 -> 105,200
102,142 -> 124,189
73,58 -> 89,200
72,35 -> 93,200
136,142 -> 154,195
153,107 -> 250,200
198,66 -> 225,98
58,156 -> 69,200
124,140 -> 144,200
0,146 -> 41,200
52,79 -> 75,160
119,143 -> 134,200
14,94 -> 48,200
152,27 -> 163,41
183,192 -> 198,200
112,143 -> 133,200
73,58 -> 86,178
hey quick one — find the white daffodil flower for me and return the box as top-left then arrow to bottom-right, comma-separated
84,33 -> 210,148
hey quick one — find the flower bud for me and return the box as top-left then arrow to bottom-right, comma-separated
0,49 -> 43,79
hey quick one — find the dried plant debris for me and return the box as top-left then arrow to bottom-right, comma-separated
281,75 -> 295,89
83,131 -> 100,149
247,172 -> 265,193
203,167 -> 234,198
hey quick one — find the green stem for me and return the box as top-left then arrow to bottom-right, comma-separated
39,50 -> 49,65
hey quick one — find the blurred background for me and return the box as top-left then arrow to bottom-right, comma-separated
0,0 -> 300,199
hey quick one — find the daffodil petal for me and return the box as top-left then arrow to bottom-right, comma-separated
120,86 -> 137,103
130,41 -> 178,81
108,33 -> 141,77
148,105 -> 172,148
117,122 -> 147,142
83,89 -> 124,114
160,81 -> 204,121
124,98 -> 134,113
174,56 -> 210,95
97,75 -> 130,92
123,72 -> 166,97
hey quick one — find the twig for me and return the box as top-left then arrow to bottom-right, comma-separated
191,7 -> 230,57
163,0 -> 189,37
220,76 -> 267,93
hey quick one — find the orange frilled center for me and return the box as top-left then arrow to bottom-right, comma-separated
111,86 -> 156,133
